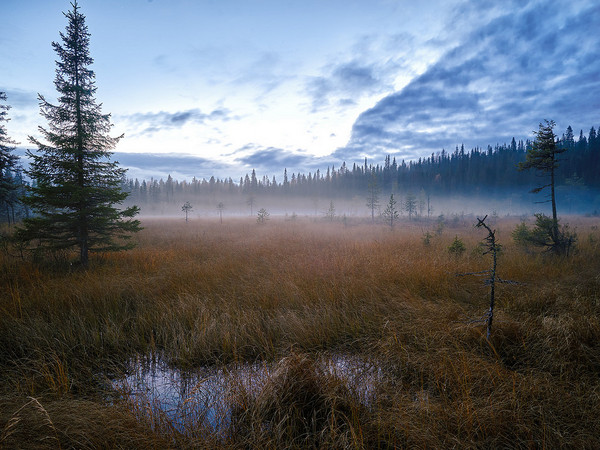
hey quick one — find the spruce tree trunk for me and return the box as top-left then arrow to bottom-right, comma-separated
487,235 -> 497,340
74,45 -> 89,267
550,165 -> 559,243
80,236 -> 88,267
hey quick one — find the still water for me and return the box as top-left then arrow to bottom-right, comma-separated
113,354 -> 381,433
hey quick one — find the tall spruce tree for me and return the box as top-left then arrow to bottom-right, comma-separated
518,120 -> 568,254
0,92 -> 22,224
18,1 -> 140,266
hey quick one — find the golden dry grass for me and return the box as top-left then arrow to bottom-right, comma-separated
1,215 -> 599,448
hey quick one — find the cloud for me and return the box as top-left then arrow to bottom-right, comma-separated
232,144 -> 338,176
306,60 -> 390,112
121,107 -> 236,136
337,0 -> 600,163
303,30 -> 435,115
113,151 -> 233,181
1,88 -> 38,109
304,32 -> 417,113
237,146 -> 310,167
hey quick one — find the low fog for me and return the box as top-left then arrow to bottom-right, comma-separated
126,188 -> 600,222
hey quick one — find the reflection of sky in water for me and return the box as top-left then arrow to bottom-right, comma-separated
113,354 -> 382,433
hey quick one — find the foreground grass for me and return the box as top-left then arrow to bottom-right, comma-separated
1,216 -> 599,448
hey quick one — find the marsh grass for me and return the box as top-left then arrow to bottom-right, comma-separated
1,216 -> 599,448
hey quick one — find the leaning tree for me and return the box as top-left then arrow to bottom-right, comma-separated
18,1 -> 140,266
518,120 -> 571,254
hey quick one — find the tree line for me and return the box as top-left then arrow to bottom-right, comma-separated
119,127 -> 600,210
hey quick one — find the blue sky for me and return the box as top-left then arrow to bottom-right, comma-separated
2,0 -> 599,181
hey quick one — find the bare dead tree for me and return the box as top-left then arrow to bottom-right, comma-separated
476,215 -> 499,339
457,215 -> 521,339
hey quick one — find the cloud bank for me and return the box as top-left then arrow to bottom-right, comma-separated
337,0 -> 600,162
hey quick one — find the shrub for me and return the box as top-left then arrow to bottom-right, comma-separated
448,236 -> 466,256
512,221 -> 532,251
423,231 -> 433,246
257,208 -> 270,224
513,214 -> 577,256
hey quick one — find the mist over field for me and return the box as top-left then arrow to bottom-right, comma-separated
129,189 -> 600,220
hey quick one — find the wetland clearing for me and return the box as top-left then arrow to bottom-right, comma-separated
1,217 -> 599,448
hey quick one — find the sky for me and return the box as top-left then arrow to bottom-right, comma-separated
2,0 -> 599,182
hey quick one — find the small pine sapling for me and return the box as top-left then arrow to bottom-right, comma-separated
182,201 -> 193,222
448,236 -> 466,256
382,194 -> 399,229
257,208 -> 270,224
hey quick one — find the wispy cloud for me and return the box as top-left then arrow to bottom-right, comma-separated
337,0 -> 600,163
1,88 -> 38,109
307,60 -> 383,111
304,33 -> 415,113
121,107 -> 237,137
231,144 -> 337,176
236,145 -> 310,167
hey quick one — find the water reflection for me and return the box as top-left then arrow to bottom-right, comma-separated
113,354 -> 381,433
